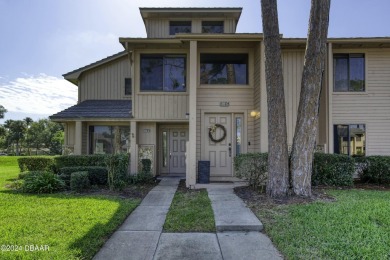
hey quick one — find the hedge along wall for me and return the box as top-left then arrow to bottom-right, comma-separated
359,156 -> 390,184
54,155 -> 108,169
59,166 -> 108,186
312,153 -> 355,186
234,152 -> 355,187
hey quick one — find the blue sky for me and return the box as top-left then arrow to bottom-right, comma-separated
1,0 -> 390,123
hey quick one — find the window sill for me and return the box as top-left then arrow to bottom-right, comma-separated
137,92 -> 188,95
199,84 -> 252,89
332,91 -> 367,95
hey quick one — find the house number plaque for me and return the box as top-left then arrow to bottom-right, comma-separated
219,101 -> 230,107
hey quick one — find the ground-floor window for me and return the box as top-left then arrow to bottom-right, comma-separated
334,124 -> 366,156
89,126 -> 130,154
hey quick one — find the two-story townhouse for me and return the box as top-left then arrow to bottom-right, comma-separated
51,7 -> 390,187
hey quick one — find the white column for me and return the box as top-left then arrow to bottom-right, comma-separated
74,121 -> 82,155
260,41 -> 268,152
130,121 -> 138,174
186,40 -> 197,188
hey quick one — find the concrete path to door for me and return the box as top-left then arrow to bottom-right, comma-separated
93,178 -> 282,260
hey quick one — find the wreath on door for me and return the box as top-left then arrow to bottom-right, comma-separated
208,124 -> 227,143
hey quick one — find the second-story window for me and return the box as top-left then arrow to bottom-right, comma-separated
202,21 -> 224,33
334,54 -> 365,92
169,21 -> 191,35
140,54 -> 186,92
125,78 -> 132,95
200,54 -> 248,84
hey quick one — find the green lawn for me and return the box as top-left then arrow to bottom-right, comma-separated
164,183 -> 215,232
0,156 -> 140,260
256,189 -> 390,259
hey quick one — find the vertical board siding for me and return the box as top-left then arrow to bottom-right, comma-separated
135,94 -> 189,120
282,51 -> 305,145
146,19 -> 169,38
79,56 -> 131,102
333,49 -> 390,155
253,43 -> 261,151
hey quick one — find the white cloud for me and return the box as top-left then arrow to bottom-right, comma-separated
0,74 -> 77,116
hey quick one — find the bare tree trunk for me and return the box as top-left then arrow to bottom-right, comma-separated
226,64 -> 236,84
290,0 -> 331,197
261,0 -> 289,197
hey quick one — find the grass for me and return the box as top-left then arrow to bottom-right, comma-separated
164,181 -> 215,232
256,189 -> 390,259
0,156 -> 140,260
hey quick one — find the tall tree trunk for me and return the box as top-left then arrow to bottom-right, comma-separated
290,0 -> 331,197
226,64 -> 236,84
261,0 -> 289,197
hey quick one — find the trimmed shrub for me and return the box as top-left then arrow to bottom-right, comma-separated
105,154 -> 130,191
59,166 -> 108,186
19,171 -> 42,180
360,156 -> 390,184
312,153 -> 355,186
22,171 -> 65,194
55,155 -> 108,169
141,159 -> 152,174
234,153 -> 268,190
70,171 -> 90,192
128,172 -> 155,185
18,157 -> 55,172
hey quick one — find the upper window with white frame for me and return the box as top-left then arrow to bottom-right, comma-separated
169,21 -> 191,35
200,53 -> 248,85
333,53 -> 365,92
140,54 -> 186,92
202,21 -> 224,33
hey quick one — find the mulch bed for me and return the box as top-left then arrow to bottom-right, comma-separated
234,182 -> 390,209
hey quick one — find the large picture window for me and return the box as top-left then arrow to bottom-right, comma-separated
140,54 -> 186,92
200,54 -> 248,84
334,54 -> 365,92
334,124 -> 366,156
169,21 -> 191,35
89,126 -> 130,154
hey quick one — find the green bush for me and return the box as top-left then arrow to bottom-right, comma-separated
19,171 -> 41,180
105,154 -> 130,191
360,156 -> 390,184
55,155 -> 108,169
70,171 -> 90,192
128,172 -> 155,185
312,153 -> 355,186
234,153 -> 268,190
59,166 -> 108,186
21,171 -> 65,194
18,157 -> 55,172
141,159 -> 152,174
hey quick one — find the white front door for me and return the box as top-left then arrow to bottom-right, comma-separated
204,114 -> 232,176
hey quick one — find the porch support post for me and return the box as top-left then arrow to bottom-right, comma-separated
260,41 -> 268,152
130,121 -> 138,174
186,40 -> 197,188
327,42 -> 333,153
74,121 -> 82,155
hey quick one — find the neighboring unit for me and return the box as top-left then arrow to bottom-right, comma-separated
51,7 -> 390,187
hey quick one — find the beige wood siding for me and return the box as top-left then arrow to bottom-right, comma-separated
145,19 -> 169,38
79,56 -> 131,102
224,19 -> 236,33
253,43 -> 261,151
332,48 -> 390,155
282,50 -> 304,145
135,94 -> 189,120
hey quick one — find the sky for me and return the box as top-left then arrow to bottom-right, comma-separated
1,0 -> 390,123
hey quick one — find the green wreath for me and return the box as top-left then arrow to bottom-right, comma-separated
208,124 -> 227,143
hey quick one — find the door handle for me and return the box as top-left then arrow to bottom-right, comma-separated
228,143 -> 232,157
170,152 -> 172,159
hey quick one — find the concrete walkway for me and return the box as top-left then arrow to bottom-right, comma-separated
94,178 -> 282,260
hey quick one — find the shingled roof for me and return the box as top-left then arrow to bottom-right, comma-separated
50,100 -> 132,120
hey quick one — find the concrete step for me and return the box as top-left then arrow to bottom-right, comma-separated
207,188 -> 263,232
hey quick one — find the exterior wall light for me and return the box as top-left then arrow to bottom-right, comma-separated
250,110 -> 261,119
